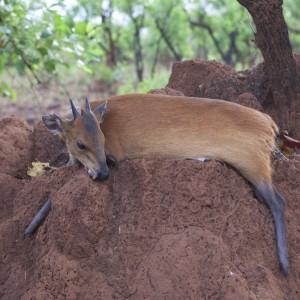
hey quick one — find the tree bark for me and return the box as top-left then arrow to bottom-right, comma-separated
100,1 -> 117,67
133,27 -> 144,82
237,0 -> 300,136
131,16 -> 144,82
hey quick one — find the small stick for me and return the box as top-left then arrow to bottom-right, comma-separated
25,198 -> 52,235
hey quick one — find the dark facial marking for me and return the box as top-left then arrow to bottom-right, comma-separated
82,112 -> 100,134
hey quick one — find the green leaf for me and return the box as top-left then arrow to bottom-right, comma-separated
44,38 -> 53,48
15,60 -> 25,73
53,14 -> 63,28
86,22 -> 94,33
44,60 -> 56,72
0,81 -> 17,100
30,57 -> 40,66
75,22 -> 87,35
85,49 -> 102,61
87,28 -> 97,38
41,31 -> 51,39
37,47 -> 48,56
10,89 -> 17,100
82,65 -> 93,74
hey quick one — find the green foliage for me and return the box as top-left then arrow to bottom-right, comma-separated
0,81 -> 16,100
0,0 -> 300,100
284,0 -> 300,51
0,0 -> 75,98
118,67 -> 169,94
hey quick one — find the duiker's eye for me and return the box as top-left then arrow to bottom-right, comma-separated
76,140 -> 86,150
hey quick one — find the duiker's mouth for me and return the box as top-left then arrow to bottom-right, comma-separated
86,168 -> 97,180
85,166 -> 110,181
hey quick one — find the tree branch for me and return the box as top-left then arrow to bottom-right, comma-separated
151,36 -> 162,78
188,19 -> 226,62
11,40 -> 41,84
155,18 -> 182,61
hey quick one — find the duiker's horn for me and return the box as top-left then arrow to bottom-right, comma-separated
70,99 -> 80,119
85,97 -> 91,112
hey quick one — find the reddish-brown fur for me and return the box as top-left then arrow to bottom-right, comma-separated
92,94 -> 278,185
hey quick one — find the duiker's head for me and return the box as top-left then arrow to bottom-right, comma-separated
42,98 -> 109,181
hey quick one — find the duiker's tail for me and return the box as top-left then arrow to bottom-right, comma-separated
254,183 -> 288,276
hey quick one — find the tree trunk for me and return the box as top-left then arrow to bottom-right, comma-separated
130,14 -> 144,82
100,1 -> 117,67
104,26 -> 117,67
237,0 -> 300,137
133,26 -> 144,82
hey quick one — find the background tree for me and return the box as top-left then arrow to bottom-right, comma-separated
237,0 -> 300,137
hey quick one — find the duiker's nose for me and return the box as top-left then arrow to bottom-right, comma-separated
96,166 -> 110,181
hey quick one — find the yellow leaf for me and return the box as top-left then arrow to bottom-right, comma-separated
27,162 -> 50,177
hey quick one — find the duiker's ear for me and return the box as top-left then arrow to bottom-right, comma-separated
42,114 -> 64,137
93,101 -> 107,123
